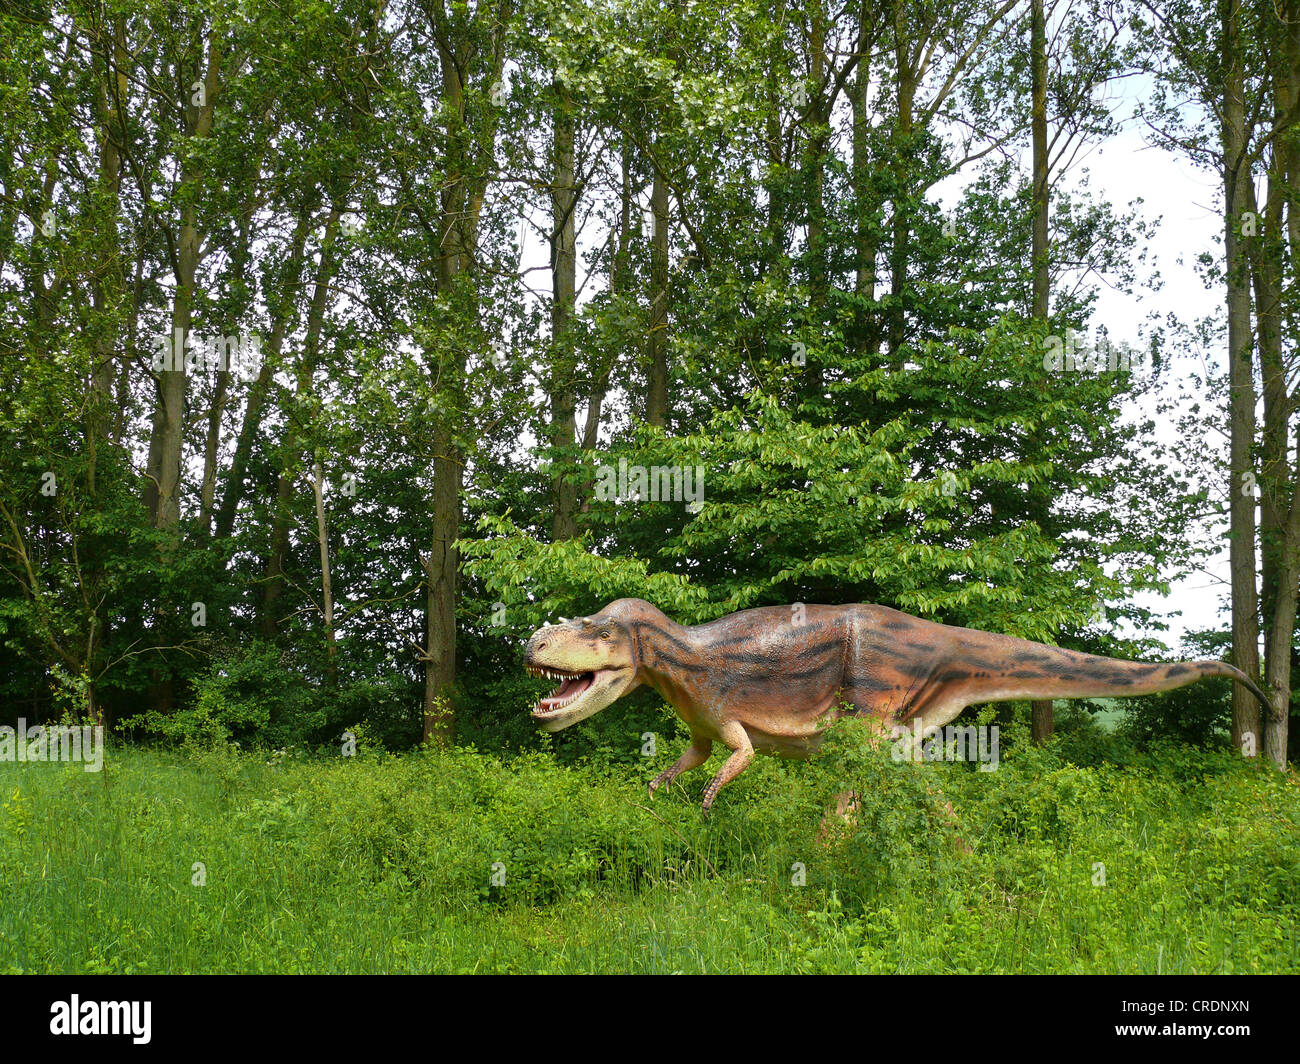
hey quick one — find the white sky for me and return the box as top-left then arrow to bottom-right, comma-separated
1083,114 -> 1234,653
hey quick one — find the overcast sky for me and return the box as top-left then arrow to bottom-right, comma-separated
1085,103 -> 1233,653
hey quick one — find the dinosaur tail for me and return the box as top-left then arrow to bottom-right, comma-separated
1191,660 -> 1271,711
962,640 -> 1271,711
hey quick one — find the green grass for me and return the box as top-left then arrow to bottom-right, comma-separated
1,730 -> 1297,973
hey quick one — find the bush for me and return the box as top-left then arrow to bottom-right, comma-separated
1120,683 -> 1231,750
799,717 -> 972,906
297,747 -> 689,905
119,642 -> 428,751
119,641 -> 317,746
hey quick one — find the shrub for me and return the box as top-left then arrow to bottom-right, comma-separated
1121,683 -> 1232,750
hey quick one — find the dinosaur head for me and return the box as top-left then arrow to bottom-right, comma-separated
523,606 -> 643,731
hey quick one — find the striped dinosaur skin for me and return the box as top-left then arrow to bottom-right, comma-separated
523,597 -> 1269,813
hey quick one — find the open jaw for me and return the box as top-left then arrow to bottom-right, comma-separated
525,663 -> 629,731
529,664 -> 595,713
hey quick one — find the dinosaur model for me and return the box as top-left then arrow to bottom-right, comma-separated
524,598 -> 1269,813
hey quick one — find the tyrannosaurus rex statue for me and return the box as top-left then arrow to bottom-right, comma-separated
523,598 -> 1269,813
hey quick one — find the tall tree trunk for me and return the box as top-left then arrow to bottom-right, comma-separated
145,37 -> 220,713
148,197 -> 195,534
1253,2 -> 1300,767
420,0 -> 511,744
311,458 -> 338,685
199,205 -> 256,534
88,14 -> 128,496
1221,0 -> 1262,755
1029,0 -> 1054,744
198,370 -> 229,534
646,156 -> 669,427
804,2 -> 829,401
422,420 -> 461,744
550,83 -> 579,539
148,40 -> 220,534
888,0 -> 915,363
578,142 -> 630,517
851,61 -> 878,358
765,67 -> 785,284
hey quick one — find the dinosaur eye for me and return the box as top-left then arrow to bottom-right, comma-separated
599,630 -> 611,639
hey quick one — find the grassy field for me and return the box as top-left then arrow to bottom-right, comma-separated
2,722 -> 1297,974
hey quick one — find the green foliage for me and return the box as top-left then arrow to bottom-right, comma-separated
115,641 -> 420,751
1121,685 -> 1233,750
801,717 -> 971,901
459,513 -> 711,625
119,642 -> 301,746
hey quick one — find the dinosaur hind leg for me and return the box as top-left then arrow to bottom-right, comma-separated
649,737 -> 712,798
701,721 -> 754,815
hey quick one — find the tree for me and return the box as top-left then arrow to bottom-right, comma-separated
1140,0 -> 1300,766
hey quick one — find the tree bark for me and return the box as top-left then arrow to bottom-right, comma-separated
887,0 -> 915,363
1251,1 -> 1299,767
312,458 -> 338,685
420,0 -> 512,744
422,421 -> 461,745
646,157 -> 669,427
147,39 -> 220,534
145,36 -> 220,714
550,82 -> 579,539
1029,0 -> 1054,744
1221,0 -> 1262,755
